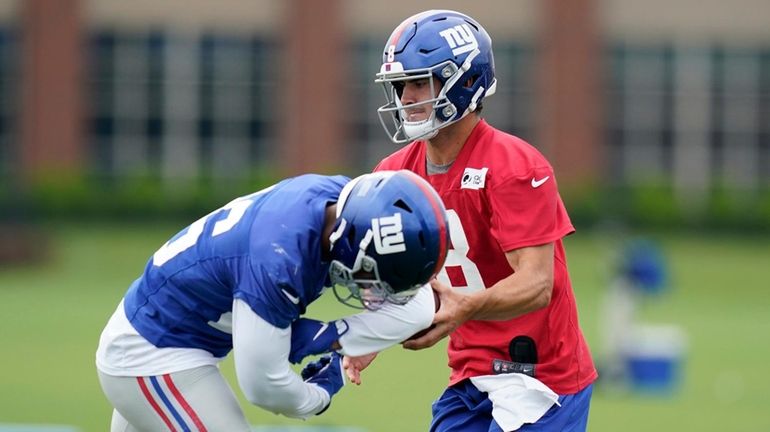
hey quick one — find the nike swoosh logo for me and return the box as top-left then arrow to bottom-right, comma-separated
313,323 -> 329,341
531,176 -> 550,188
281,288 -> 300,305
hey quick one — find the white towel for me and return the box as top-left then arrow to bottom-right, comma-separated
470,373 -> 560,431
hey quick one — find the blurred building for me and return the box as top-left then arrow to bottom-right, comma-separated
0,0 -> 768,222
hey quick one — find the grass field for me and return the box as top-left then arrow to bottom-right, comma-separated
0,222 -> 768,431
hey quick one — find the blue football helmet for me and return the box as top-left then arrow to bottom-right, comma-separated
329,170 -> 449,310
375,10 -> 497,144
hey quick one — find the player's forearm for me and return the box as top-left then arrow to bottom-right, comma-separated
468,270 -> 552,321
337,284 -> 435,355
236,363 -> 329,419
232,299 -> 330,418
237,365 -> 330,419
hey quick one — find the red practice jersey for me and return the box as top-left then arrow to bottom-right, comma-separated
375,120 -> 597,394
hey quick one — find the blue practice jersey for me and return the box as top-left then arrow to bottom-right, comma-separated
123,174 -> 349,358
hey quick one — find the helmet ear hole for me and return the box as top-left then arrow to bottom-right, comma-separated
394,199 -> 413,213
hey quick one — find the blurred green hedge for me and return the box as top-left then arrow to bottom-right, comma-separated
2,174 -> 768,232
0,172 -> 278,222
564,181 -> 770,232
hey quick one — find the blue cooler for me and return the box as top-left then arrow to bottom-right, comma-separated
622,324 -> 687,394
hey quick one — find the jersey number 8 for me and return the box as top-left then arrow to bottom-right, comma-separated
436,209 -> 484,294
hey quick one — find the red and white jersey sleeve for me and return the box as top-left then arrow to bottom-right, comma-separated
488,164 -> 574,252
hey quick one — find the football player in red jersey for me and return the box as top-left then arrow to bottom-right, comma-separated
371,10 -> 598,432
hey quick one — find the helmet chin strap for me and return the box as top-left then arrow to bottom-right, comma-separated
402,113 -> 442,141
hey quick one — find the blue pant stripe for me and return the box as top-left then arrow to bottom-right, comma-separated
149,375 -> 191,432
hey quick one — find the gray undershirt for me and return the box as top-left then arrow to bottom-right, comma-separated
426,158 -> 454,175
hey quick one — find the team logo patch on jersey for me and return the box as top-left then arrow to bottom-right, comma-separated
439,24 -> 479,56
461,167 -> 488,190
372,213 -> 406,254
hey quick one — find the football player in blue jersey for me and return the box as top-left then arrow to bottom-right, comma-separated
96,170 -> 449,431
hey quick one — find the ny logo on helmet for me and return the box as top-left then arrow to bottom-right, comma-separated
372,213 -> 406,255
438,24 -> 478,56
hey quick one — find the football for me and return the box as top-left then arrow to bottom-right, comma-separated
405,288 -> 440,340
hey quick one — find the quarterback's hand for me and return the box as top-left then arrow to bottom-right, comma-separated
302,352 -> 345,414
342,352 -> 378,385
402,279 -> 469,350
290,318 -> 349,364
